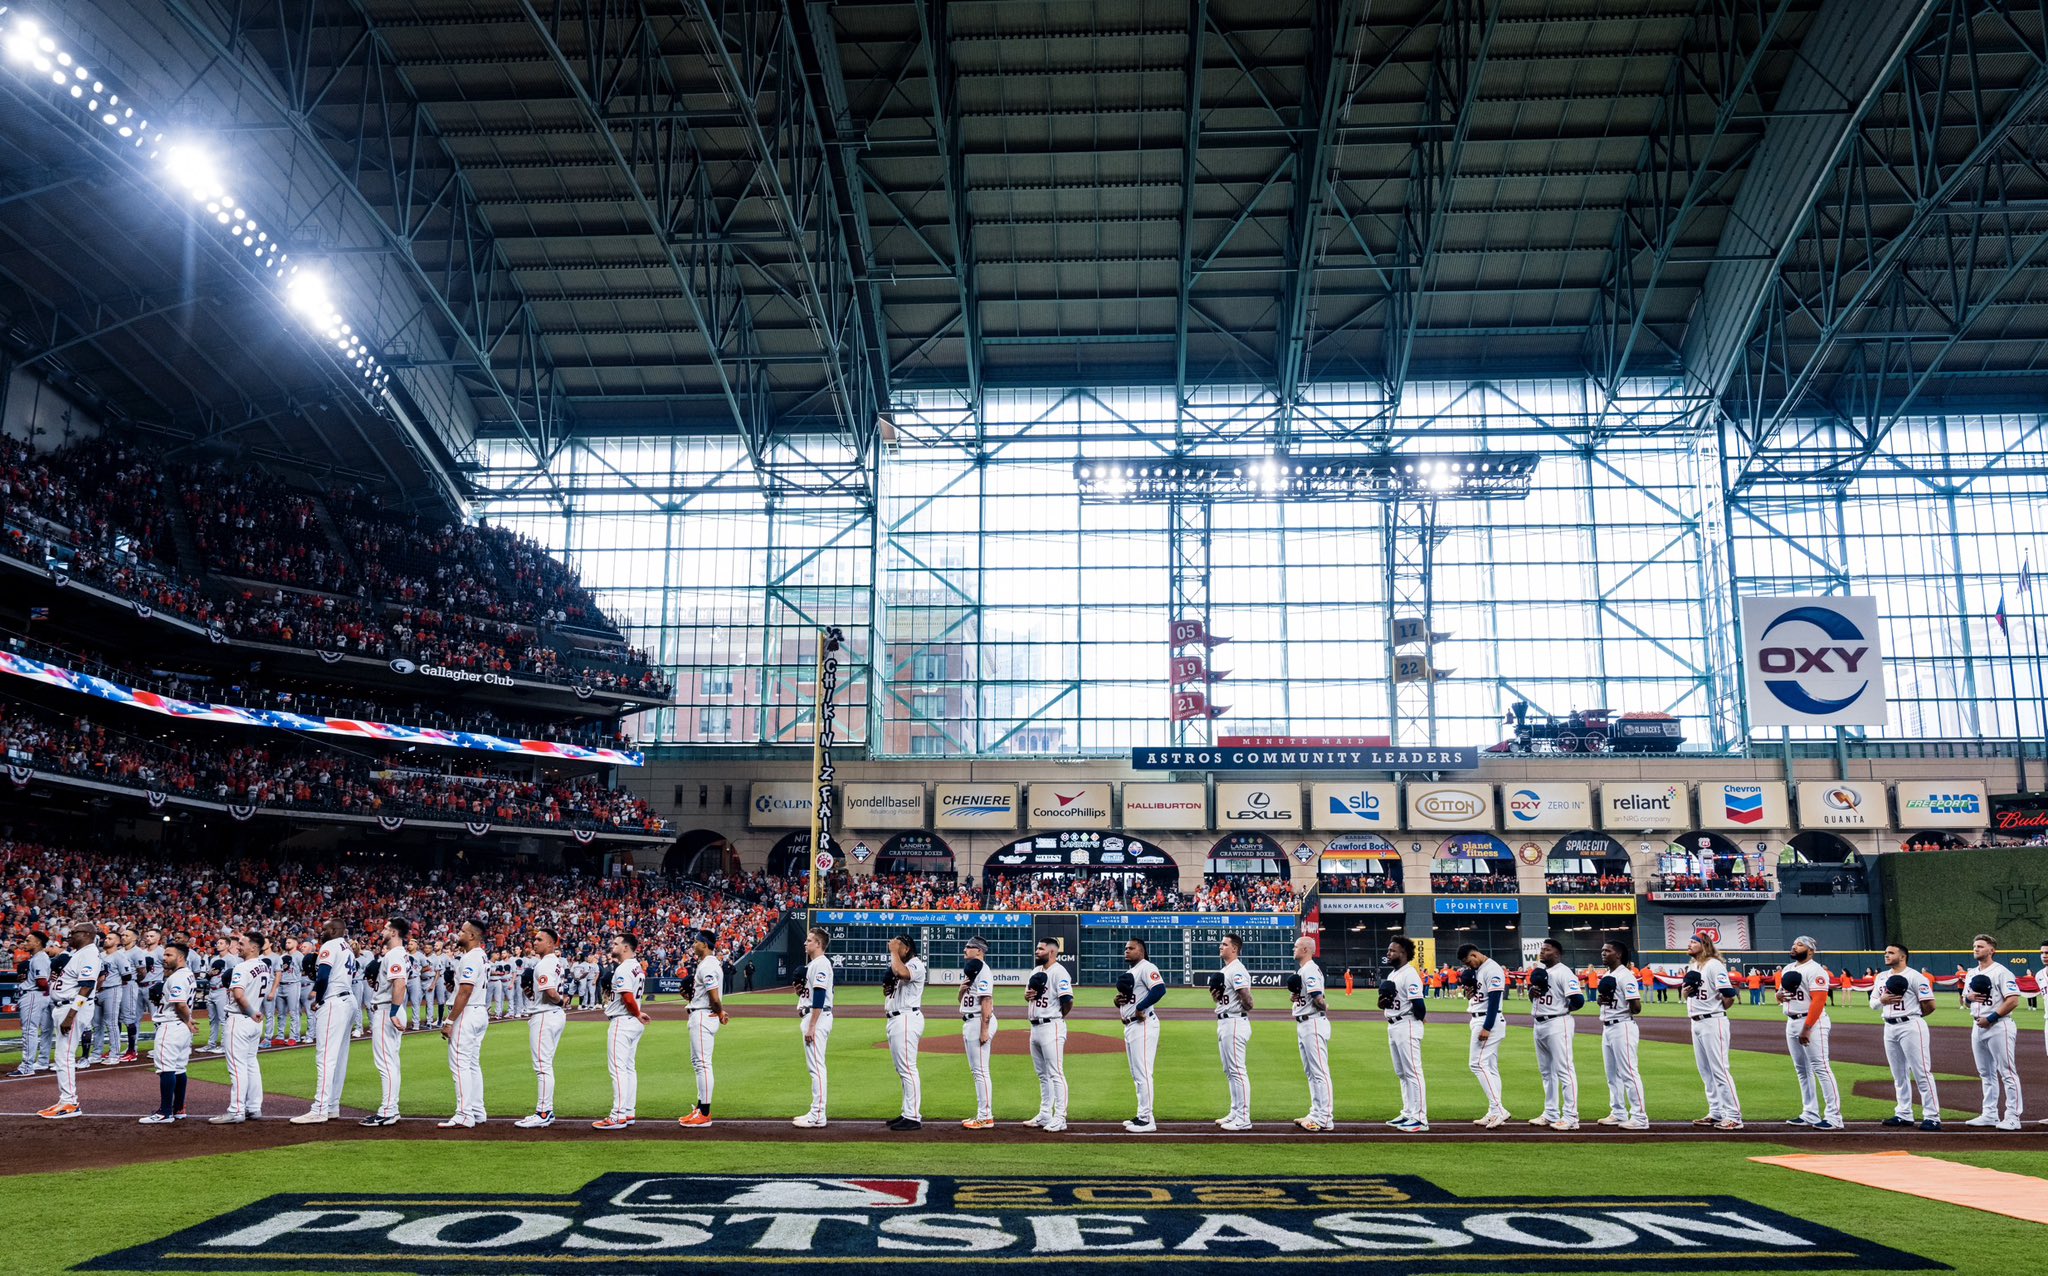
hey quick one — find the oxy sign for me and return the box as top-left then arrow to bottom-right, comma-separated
1741,596 -> 1888,727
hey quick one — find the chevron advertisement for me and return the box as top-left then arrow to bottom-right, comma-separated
1501,781 -> 1592,829
1697,781 -> 1789,829
1600,782 -> 1690,830
932,783 -> 1020,831
1740,595 -> 1889,727
1024,781 -> 1113,829
1795,780 -> 1884,829
1309,781 -> 1399,830
1894,779 -> 1989,829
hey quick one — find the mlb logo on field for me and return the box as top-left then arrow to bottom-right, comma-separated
610,1176 -> 930,1210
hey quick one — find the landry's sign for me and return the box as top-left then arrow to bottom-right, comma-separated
1991,792 -> 2048,835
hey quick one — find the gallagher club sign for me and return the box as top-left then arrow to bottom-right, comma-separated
85,1173 -> 1934,1275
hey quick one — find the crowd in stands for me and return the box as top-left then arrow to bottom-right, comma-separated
980,873 -> 1301,913
0,840 -> 778,965
1542,872 -> 1634,894
1656,871 -> 1771,892
817,873 -> 982,911
0,701 -> 665,834
0,438 -> 670,697
1315,873 -> 1402,893
1428,871 -> 1514,894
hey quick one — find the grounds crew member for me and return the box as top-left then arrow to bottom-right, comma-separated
1684,931 -> 1742,1130
1528,937 -> 1584,1130
1963,932 -> 2024,1130
1777,935 -> 1842,1130
959,936 -> 998,1130
210,930 -> 269,1124
1025,936 -> 1073,1132
38,923 -> 101,1119
883,933 -> 927,1131
594,931 -> 649,1129
679,928 -> 727,1128
440,919 -> 490,1129
793,927 -> 835,1129
1459,943 -> 1509,1128
361,918 -> 409,1127
1871,942 -> 1940,1129
140,942 -> 194,1124
519,926 -> 568,1129
1595,939 -> 1647,1129
291,920 -> 358,1124
1289,935 -> 1333,1131
1117,936 -> 1166,1132
1214,933 -> 1255,1130
1383,936 -> 1428,1131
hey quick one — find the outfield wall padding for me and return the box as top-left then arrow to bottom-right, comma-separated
1879,846 -> 2048,951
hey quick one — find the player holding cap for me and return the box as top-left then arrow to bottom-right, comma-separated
1289,935 -> 1332,1132
518,926 -> 567,1129
1870,942 -> 1939,1129
1963,933 -> 2023,1129
210,930 -> 268,1124
1458,943 -> 1509,1128
38,923 -> 101,1119
140,942 -> 193,1124
680,929 -> 727,1128
440,919 -> 490,1129
291,920 -> 359,1124
1527,937 -> 1584,1131
1213,934 -> 1254,1131
1684,932 -> 1741,1130
1777,935 -> 1842,1130
595,931 -> 650,1129
1594,940 -> 1647,1129
793,927 -> 835,1129
959,937 -> 998,1130
361,919 -> 408,1127
1382,936 -> 1428,1132
883,933 -> 927,1131
1024,937 -> 1073,1133
1117,937 -> 1166,1132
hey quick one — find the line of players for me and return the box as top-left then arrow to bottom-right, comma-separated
15,920 -> 2042,1131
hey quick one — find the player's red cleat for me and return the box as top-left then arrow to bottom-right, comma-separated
678,1111 -> 713,1128
119,1051 -> 140,1063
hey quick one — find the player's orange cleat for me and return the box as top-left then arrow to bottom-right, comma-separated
961,1117 -> 994,1130
678,1111 -> 713,1128
591,1116 -> 636,1130
37,1103 -> 80,1120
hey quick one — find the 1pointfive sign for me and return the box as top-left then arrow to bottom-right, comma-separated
1740,596 -> 1888,727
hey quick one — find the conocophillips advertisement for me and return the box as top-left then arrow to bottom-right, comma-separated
1024,782 -> 1113,830
1404,784 -> 1494,831
932,783 -> 1020,831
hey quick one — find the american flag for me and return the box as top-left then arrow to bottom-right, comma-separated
1995,591 -> 2009,636
2022,554 -> 2034,598
27,606 -> 47,621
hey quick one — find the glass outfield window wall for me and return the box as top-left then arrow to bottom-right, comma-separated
470,381 -> 2047,755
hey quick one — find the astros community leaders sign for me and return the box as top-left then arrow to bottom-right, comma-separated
1131,746 -> 1480,771
86,1172 -> 1935,1275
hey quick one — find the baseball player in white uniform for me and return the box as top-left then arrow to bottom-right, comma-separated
1595,940 -> 1647,1129
403,941 -> 426,1030
518,927 -> 568,1128
1527,938 -> 1584,1130
1117,936 -> 1166,1132
1024,937 -> 1073,1133
361,919 -> 409,1127
1871,942 -> 1940,1129
959,937 -> 998,1129
1289,936 -> 1333,1131
350,940 -> 371,1035
37,924 -> 100,1119
1382,936 -> 1428,1132
203,939 -> 233,1053
1777,936 -> 1842,1130
884,933 -> 927,1131
441,920 -> 491,1128
11,930 -> 51,1076
679,929 -> 727,1128
292,922 -> 359,1123
1684,932 -> 1742,1130
1213,934 -> 1254,1131
210,931 -> 269,1123
794,927 -> 835,1128
594,931 -> 649,1129
1963,933 -> 2024,1129
140,942 -> 194,1124
1459,943 -> 1510,1127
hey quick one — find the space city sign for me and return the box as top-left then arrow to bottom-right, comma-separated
85,1173 -> 1936,1275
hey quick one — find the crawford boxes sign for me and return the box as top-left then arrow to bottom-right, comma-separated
82,1173 -> 1936,1275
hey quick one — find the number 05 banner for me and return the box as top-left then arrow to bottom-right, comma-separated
1740,595 -> 1888,727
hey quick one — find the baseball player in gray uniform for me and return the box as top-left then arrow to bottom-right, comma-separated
1595,940 -> 1647,1129
90,927 -> 125,1066
883,933 -> 927,1131
115,928 -> 144,1062
1527,937 -> 1585,1130
1289,936 -> 1332,1131
959,937 -> 998,1129
1963,933 -> 2024,1129
136,928 -> 165,1058
11,931 -> 51,1076
1382,936 -> 1429,1132
1871,942 -> 1940,1129
203,939 -> 234,1053
1117,937 -> 1166,1132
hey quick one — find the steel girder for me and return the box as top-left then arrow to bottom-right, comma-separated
1585,0 -> 1799,400
1172,0 -> 1207,443
685,0 -> 886,470
910,0 -> 982,426
160,0 -> 568,474
1728,0 -> 2048,488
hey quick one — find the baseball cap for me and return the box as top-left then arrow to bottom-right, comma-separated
696,929 -> 717,947
963,936 -> 988,953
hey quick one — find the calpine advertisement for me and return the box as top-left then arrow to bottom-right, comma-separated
748,781 -> 815,829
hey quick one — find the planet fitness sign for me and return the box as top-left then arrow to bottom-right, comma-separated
85,1173 -> 1934,1275
1740,596 -> 1888,727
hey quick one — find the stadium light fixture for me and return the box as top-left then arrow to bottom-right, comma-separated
0,6 -> 392,396
1074,452 -> 1540,503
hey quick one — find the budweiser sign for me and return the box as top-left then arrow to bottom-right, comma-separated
1991,793 -> 2048,833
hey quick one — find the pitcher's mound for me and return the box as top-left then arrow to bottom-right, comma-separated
874,1029 -> 1127,1056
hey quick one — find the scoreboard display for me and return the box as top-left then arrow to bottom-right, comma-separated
805,909 -> 1300,987
1078,913 -> 1298,986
